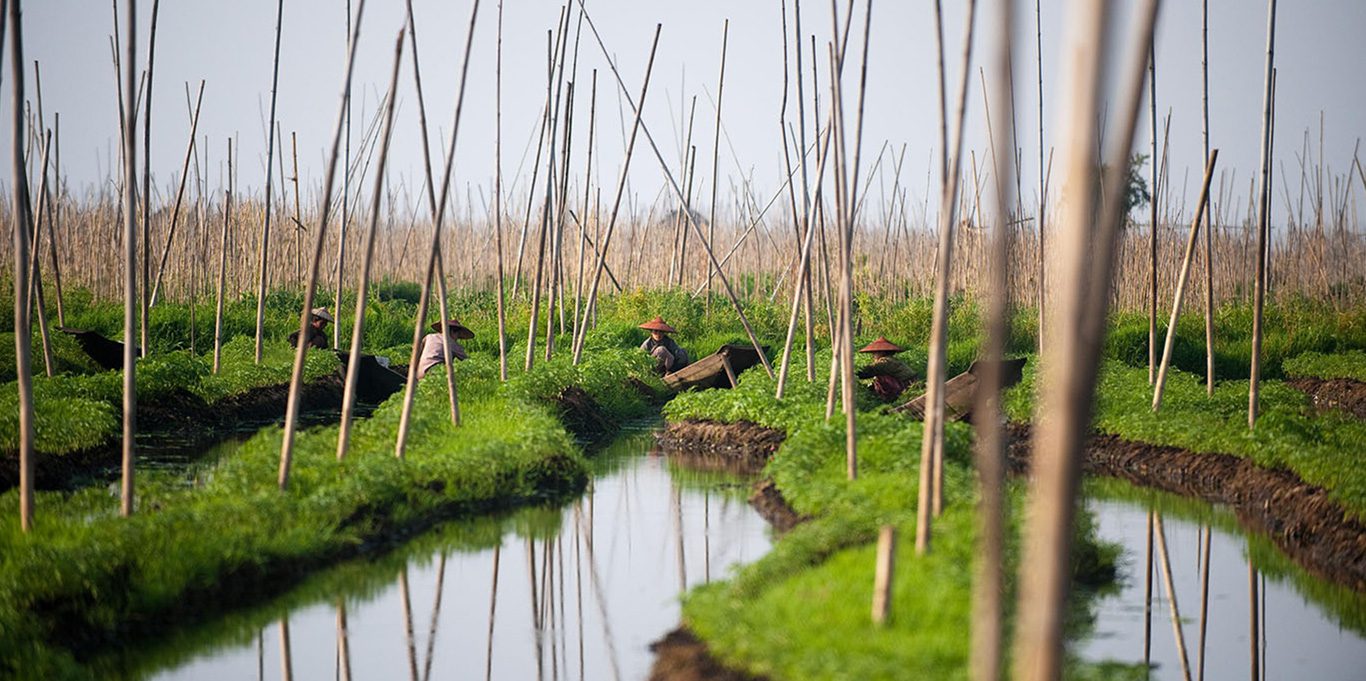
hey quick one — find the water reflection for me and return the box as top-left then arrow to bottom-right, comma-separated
1079,491 -> 1366,680
140,429 -> 771,680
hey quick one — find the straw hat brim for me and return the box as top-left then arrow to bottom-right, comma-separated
310,307 -> 335,324
858,337 -> 903,354
430,321 -> 475,340
639,317 -> 677,333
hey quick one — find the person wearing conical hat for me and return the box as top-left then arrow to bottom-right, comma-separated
417,319 -> 475,379
856,336 -> 916,401
289,307 -> 334,350
639,316 -> 690,375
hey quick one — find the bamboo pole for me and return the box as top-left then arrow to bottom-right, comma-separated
32,64 -> 66,329
494,0 -> 508,381
149,79 -> 205,307
25,132 -> 54,377
571,71 -> 596,366
971,0 -> 1014,674
1035,0 -> 1045,356
1148,41 -> 1158,385
8,0 -> 36,533
119,0 -> 138,517
335,0 -> 354,350
871,524 -> 896,626
569,25 -> 660,364
252,0 -> 284,362
337,29 -> 405,461
213,140 -> 231,374
1248,561 -> 1260,681
420,553 -> 448,681
1012,0 -> 1160,677
546,77 -> 577,362
917,0 -> 978,553
1143,509 -> 1154,664
1248,0 -> 1278,429
393,0 -> 481,458
138,0 -> 158,358
706,22 -> 728,305
278,0 -> 367,489
1153,149 -> 1219,411
1201,0 -> 1215,396
526,22 -> 569,371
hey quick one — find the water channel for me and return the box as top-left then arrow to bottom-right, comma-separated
83,425 -> 1366,679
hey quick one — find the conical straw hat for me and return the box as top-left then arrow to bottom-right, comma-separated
430,319 -> 476,339
858,336 -> 903,354
310,307 -> 335,324
638,316 -> 677,333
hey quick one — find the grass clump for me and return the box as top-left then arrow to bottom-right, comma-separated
1283,349 -> 1366,382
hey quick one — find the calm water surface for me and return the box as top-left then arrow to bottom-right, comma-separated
141,427 -> 772,681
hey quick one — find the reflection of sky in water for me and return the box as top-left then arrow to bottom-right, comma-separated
150,433 -> 772,680
1079,498 -> 1366,681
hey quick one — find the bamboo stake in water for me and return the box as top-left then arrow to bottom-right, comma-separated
494,0 -> 508,381
139,0 -> 159,359
120,0 -> 138,517
871,524 -> 896,626
149,79 -> 205,307
253,0 -> 285,363
337,29 -> 405,461
393,0 -> 482,458
8,0 -> 36,532
213,140 -> 232,374
1248,0 -> 1278,429
1034,0 -> 1046,356
1201,0 -> 1215,397
1197,524 -> 1213,681
1148,41 -> 1158,385
278,0 -> 367,489
1153,149 -> 1218,411
917,0 -> 978,553
1012,0 -> 1160,677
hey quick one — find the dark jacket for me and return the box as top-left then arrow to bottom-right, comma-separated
288,326 -> 329,350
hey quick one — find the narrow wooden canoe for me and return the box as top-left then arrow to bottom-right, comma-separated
59,327 -> 134,370
892,357 -> 1027,422
335,350 -> 407,404
662,344 -> 764,392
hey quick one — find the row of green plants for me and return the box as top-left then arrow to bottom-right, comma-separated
1283,349 -> 1366,382
1003,359 -> 1366,519
0,340 -> 663,677
663,356 -> 1133,680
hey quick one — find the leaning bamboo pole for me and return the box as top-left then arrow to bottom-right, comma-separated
1248,0 -> 1278,429
1153,149 -> 1218,411
31,62 -> 66,329
570,26 -> 660,364
119,0 -> 138,517
971,0 -> 1015,675
1013,0 -> 1160,676
917,0 -> 978,553
8,0 -> 36,532
337,29 -> 404,461
392,0 -> 481,458
149,79 -> 205,307
138,0 -> 158,358
253,0 -> 285,363
278,0 -> 367,490
26,133 -> 54,377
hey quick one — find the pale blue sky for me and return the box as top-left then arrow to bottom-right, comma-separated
7,0 -> 1365,225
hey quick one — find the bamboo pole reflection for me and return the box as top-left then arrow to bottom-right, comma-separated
1143,508 -> 1155,671
578,499 -> 623,681
1154,514 -> 1193,681
1248,560 -> 1260,681
574,505 -> 586,681
422,553 -> 449,681
399,567 -> 420,681
673,482 -> 687,593
337,600 -> 352,681
278,618 -> 294,681
527,538 -> 545,681
1197,524 -> 1212,681
485,545 -> 501,681
704,489 -> 712,584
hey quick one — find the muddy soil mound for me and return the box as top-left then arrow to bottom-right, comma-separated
551,385 -> 617,442
649,628 -> 770,681
1289,376 -> 1366,420
1006,423 -> 1366,592
749,479 -> 809,533
654,420 -> 785,476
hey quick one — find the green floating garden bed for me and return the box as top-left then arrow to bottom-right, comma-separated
0,347 -> 661,678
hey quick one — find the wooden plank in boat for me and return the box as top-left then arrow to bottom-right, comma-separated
662,344 -> 762,392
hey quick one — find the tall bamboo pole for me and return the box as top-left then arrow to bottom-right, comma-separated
337,30 -> 405,461
1201,0 -> 1215,396
1035,0 -> 1045,356
253,0 -> 285,362
393,0 -> 482,459
119,0 -> 138,517
138,0 -> 158,358
31,62 -> 66,329
705,23 -> 728,306
149,79 -> 205,306
335,0 -> 353,351
971,0 -> 1015,675
25,133 -> 54,377
213,140 -> 231,374
1012,0 -> 1160,677
1148,41 -> 1158,385
917,0 -> 978,553
8,0 -> 36,532
1248,0 -> 1278,429
278,0 -> 367,489
1153,150 -> 1218,410
494,0 -> 508,381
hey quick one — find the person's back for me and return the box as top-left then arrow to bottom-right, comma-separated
417,320 -> 473,379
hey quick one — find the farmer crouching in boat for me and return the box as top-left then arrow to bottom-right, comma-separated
288,307 -> 333,350
639,316 -> 690,375
417,319 -> 474,379
856,337 -> 916,401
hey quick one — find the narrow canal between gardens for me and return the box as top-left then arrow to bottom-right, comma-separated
1077,481 -> 1366,680
109,424 -> 772,680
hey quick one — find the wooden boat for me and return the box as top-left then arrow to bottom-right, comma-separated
662,343 -> 765,392
59,327 -> 135,370
891,357 -> 1027,422
334,351 -> 407,404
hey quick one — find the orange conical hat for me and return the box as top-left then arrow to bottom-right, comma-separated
858,336 -> 903,354
430,319 -> 476,339
639,316 -> 677,333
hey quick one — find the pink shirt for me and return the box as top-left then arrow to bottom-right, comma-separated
417,333 -> 468,379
